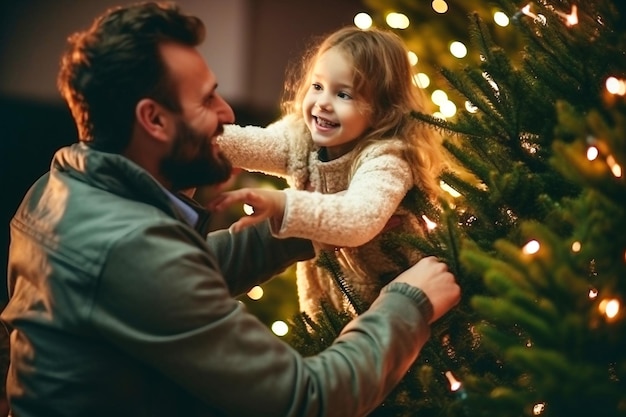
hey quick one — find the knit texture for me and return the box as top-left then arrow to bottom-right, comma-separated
219,115 -> 429,317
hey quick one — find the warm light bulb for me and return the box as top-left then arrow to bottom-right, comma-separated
465,101 -> 478,113
606,155 -> 622,178
386,12 -> 410,29
449,41 -> 467,58
243,204 -> 254,215
440,180 -> 461,197
271,320 -> 289,336
422,215 -> 437,230
408,51 -> 418,66
493,11 -> 510,26
445,371 -> 462,391
586,146 -> 599,161
431,89 -> 448,106
604,77 -> 626,95
588,288 -> 598,299
599,298 -> 620,320
247,286 -> 264,300
521,4 -> 546,24
432,0 -> 448,14
533,402 -> 546,415
522,240 -> 540,255
482,72 -> 499,92
556,5 -> 578,26
571,241 -> 581,252
440,100 -> 457,117
353,12 -> 373,29
413,73 -> 430,88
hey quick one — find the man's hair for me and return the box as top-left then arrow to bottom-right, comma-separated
57,2 -> 205,152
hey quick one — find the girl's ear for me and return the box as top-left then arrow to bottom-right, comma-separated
135,98 -> 173,142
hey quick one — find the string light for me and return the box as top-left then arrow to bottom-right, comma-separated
408,51 -> 418,66
605,76 -> 626,95
555,5 -> 578,26
493,11 -> 510,27
440,100 -> 457,118
588,287 -> 598,299
522,240 -> 541,255
353,12 -> 373,29
431,89 -> 448,106
449,41 -> 467,58
571,241 -> 581,252
271,320 -> 289,336
440,180 -> 461,197
444,371 -> 467,399
431,0 -> 448,14
247,286 -> 264,300
533,402 -> 546,415
482,72 -> 500,93
519,4 -> 547,25
243,204 -> 254,215
413,72 -> 430,88
599,298 -> 620,321
422,215 -> 437,230
606,155 -> 622,178
586,146 -> 599,161
465,101 -> 478,113
386,12 -> 410,29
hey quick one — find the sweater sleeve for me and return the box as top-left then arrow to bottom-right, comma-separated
275,143 -> 414,247
218,115 -> 311,182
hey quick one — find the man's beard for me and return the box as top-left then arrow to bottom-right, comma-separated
160,119 -> 232,191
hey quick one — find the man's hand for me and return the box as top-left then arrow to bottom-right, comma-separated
392,256 -> 460,324
208,188 -> 286,233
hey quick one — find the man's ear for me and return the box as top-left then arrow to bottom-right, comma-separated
135,98 -> 172,142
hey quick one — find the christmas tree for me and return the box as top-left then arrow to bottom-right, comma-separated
280,1 -> 626,416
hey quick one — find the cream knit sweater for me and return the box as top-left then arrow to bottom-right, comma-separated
218,114 -> 428,318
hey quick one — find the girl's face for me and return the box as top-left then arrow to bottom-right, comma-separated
302,47 -> 371,160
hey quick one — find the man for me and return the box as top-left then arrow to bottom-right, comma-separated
0,3 -> 460,416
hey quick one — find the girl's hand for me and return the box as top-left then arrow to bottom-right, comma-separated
208,188 -> 286,233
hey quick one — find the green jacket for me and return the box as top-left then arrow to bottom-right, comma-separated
2,143 -> 433,417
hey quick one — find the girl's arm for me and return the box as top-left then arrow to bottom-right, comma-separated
211,145 -> 414,248
218,115 -> 311,179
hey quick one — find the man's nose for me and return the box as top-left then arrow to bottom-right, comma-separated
216,94 -> 235,123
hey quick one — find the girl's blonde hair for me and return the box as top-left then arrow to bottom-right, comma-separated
282,26 -> 444,200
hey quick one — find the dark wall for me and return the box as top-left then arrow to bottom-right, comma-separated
1,97 -> 76,304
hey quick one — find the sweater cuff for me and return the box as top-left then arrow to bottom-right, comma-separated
381,282 -> 434,323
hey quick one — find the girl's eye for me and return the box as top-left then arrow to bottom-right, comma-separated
338,91 -> 352,100
312,83 -> 322,91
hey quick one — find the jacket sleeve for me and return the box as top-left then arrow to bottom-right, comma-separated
206,220 -> 313,296
276,143 -> 414,247
94,220 -> 433,417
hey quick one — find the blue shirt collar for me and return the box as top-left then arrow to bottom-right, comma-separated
162,188 -> 199,227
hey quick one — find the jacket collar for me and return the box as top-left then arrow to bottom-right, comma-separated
53,143 -> 212,236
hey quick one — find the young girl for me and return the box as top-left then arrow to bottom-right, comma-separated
211,26 -> 446,319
